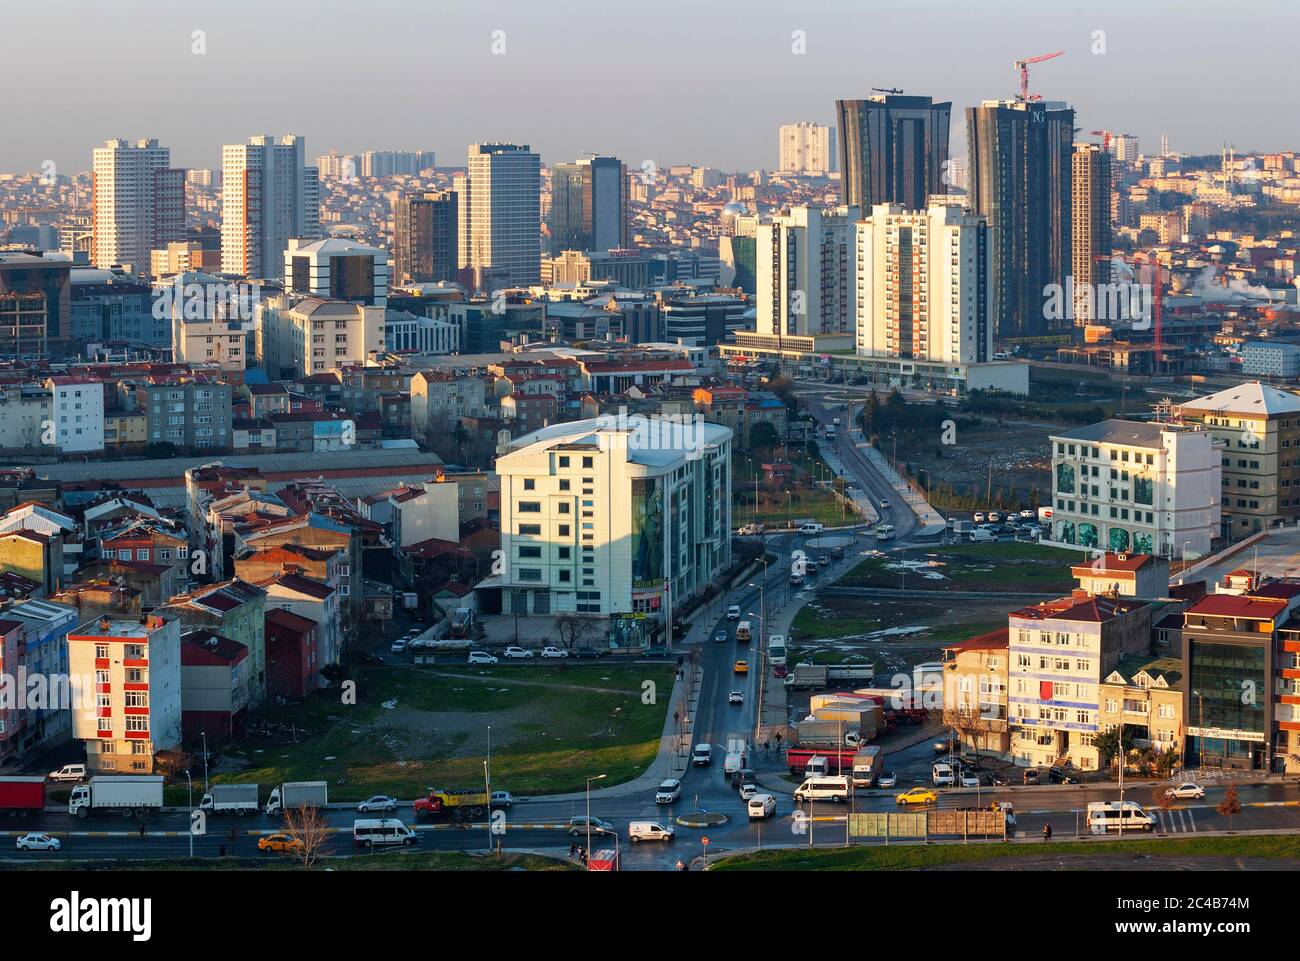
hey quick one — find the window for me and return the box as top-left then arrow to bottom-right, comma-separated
523,478 -> 535,491
518,501 -> 541,513
558,524 -> 570,536
518,546 -> 542,559
125,717 -> 149,732
517,569 -> 542,582
582,457 -> 593,468
558,456 -> 570,468
518,524 -> 541,536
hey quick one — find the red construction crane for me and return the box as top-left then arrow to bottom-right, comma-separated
1090,130 -> 1113,151
1015,50 -> 1063,101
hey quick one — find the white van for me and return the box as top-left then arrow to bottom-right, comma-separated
969,528 -> 996,543
724,750 -> 744,776
932,762 -> 956,787
793,775 -> 851,804
799,522 -> 824,535
691,743 -> 712,767
727,605 -> 741,620
353,818 -> 419,847
747,794 -> 777,821
1086,801 -> 1155,834
628,820 -> 675,842
768,635 -> 787,667
804,755 -> 830,778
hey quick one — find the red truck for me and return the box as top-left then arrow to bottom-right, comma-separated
0,776 -> 46,816
786,745 -> 860,775
412,788 -> 489,821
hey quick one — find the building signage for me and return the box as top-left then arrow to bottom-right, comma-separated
1186,726 -> 1267,743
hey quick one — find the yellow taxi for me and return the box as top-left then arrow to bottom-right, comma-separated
895,787 -> 938,806
733,660 -> 749,674
258,833 -> 305,853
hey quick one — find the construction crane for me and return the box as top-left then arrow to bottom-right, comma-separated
1090,130 -> 1113,151
871,87 -> 903,95
1014,50 -> 1063,101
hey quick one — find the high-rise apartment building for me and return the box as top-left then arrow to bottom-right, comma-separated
0,252 -> 71,356
778,122 -> 832,177
836,95 -> 951,211
221,135 -> 320,279
91,138 -> 186,272
854,200 -> 992,364
458,143 -> 541,286
393,191 -> 458,284
548,156 -> 628,255
1111,134 -> 1140,164
284,238 -> 389,307
967,99 -> 1074,338
756,205 -> 859,341
1071,143 -> 1113,325
361,149 -> 436,178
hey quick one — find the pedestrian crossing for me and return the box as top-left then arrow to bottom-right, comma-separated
1155,808 -> 1198,833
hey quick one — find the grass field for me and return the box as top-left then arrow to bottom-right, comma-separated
184,663 -> 675,803
714,834 -> 1300,871
841,542 -> 1079,593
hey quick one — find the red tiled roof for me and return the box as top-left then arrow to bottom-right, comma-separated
943,627 -> 1009,652
1186,594 -> 1286,619
265,608 -> 317,633
1071,552 -> 1156,574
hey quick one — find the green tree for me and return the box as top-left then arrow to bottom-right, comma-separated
1094,724 -> 1140,770
748,420 -> 780,451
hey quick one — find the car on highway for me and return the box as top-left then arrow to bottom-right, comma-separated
896,787 -> 938,806
568,815 -> 615,837
727,605 -> 741,620
655,779 -> 682,804
490,791 -> 515,808
539,646 -> 568,658
799,522 -> 824,535
15,833 -> 60,852
877,772 -> 897,789
48,764 -> 86,782
628,820 -> 675,843
503,646 -> 534,659
467,651 -> 498,665
715,631 -> 728,643
692,744 -> 712,766
739,782 -> 759,801
773,664 -> 789,679
879,499 -> 890,510
390,638 -> 408,653
738,523 -> 765,535
1165,782 -> 1206,800
357,795 -> 398,813
258,833 -> 305,853
728,690 -> 745,705
748,793 -> 777,820
733,660 -> 749,674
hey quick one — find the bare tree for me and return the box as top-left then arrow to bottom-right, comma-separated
1217,785 -> 1242,833
282,805 -> 331,868
555,613 -> 595,653
1151,784 -> 1174,832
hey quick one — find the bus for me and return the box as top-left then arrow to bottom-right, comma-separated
353,818 -> 419,847
768,634 -> 787,667
735,621 -> 752,643
1086,801 -> 1155,834
875,524 -> 896,542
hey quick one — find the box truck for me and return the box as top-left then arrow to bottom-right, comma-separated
199,783 -> 260,816
68,776 -> 164,819
264,781 -> 328,816
0,776 -> 46,816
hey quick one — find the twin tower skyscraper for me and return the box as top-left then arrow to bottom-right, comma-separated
836,93 -> 1078,339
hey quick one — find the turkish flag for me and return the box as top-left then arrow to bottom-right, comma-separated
1040,681 -> 1055,701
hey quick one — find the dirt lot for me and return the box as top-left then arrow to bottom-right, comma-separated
838,542 -> 1079,594
897,419 -> 1056,508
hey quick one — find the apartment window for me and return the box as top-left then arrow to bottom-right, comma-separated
558,524 -> 570,536
559,456 -> 570,468
124,691 -> 148,709
518,524 -> 541,536
517,569 -> 542,582
518,546 -> 542,559
558,503 -> 570,514
558,547 -> 571,559
523,479 -> 535,491
125,717 -> 148,732
518,501 -> 541,513
582,457 -> 593,468
559,480 -> 570,491
95,644 -> 109,659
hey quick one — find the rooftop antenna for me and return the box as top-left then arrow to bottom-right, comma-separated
871,87 -> 903,95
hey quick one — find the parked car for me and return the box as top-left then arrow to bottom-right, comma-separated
877,772 -> 898,789
467,651 -> 498,665
539,647 -> 568,659
728,690 -> 744,705
1019,509 -> 1035,519
356,795 -> 397,813
1165,782 -> 1205,800
567,815 -> 615,837
258,833 -> 304,853
503,646 -> 534,659
972,512 -> 986,523
15,833 -> 60,851
655,779 -> 682,804
960,773 -> 980,788
390,638 -> 408,653
1048,766 -> 1079,784
490,791 -> 515,809
48,764 -> 86,782
359,652 -> 384,665
896,787 -> 938,806
1022,768 -> 1041,785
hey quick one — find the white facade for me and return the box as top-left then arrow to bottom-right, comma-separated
258,298 -> 384,378
158,271 -> 257,371
1242,341 -> 1300,378
46,376 -> 104,453
91,138 -> 173,271
756,205 -> 859,339
66,614 -> 182,773
458,143 -> 541,286
384,313 -> 460,354
1050,420 -> 1220,559
221,134 -> 320,279
284,237 -> 390,307
855,201 -> 993,364
496,418 -> 732,638
778,122 -> 832,177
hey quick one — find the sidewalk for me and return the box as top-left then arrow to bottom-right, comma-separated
850,427 -> 945,530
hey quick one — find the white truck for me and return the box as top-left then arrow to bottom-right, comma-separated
265,780 -> 329,815
199,783 -> 260,816
68,775 -> 164,819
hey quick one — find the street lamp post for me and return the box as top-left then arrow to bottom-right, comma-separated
585,773 -> 606,866
201,731 -> 209,795
185,770 -> 193,859
1193,690 -> 1204,770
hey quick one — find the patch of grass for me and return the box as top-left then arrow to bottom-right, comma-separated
790,605 -> 881,641
920,621 -> 1006,645
0,851 -> 577,872
714,834 -> 1300,871
193,664 -> 674,802
842,542 -> 1077,593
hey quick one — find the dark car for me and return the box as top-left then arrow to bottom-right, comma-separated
1022,768 -> 1041,785
1048,766 -> 1079,784
773,664 -> 789,678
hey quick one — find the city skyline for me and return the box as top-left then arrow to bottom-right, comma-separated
2,0 -> 1294,176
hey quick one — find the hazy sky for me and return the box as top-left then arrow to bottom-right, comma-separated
4,0 -> 1296,176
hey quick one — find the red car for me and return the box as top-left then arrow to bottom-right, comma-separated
773,664 -> 789,678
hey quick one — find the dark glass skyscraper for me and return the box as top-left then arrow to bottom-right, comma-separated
966,99 -> 1075,339
393,190 -> 458,285
548,156 -> 629,255
835,95 -> 951,211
